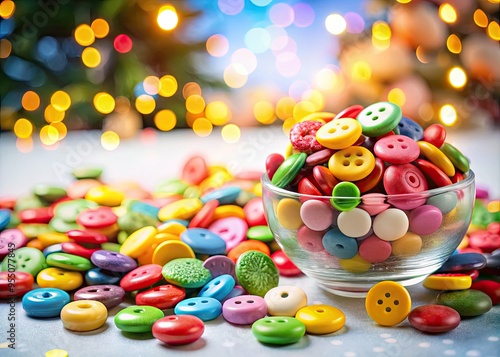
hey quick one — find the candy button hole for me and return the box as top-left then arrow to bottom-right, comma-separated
394,300 -> 399,306
25,257 -> 31,261
21,264 -> 26,268
281,292 -> 289,298
372,116 -> 379,121
388,145 -> 394,149
265,320 -> 272,324
277,319 -> 287,323
58,273 -> 65,276
343,160 -> 350,167
87,289 -> 98,293
366,111 -> 372,115
201,300 -> 209,303
328,128 -> 336,134
167,316 -> 177,320
377,299 -> 383,305
385,307 -> 391,312
316,309 -> 325,313
214,280 -> 221,286
378,107 -> 386,112
235,301 -> 242,305
341,125 -> 349,130
42,292 -> 52,298
385,293 -> 390,298
247,300 -> 254,304
355,159 -> 364,166
79,303 -> 92,309
134,308 -> 145,313
335,244 -> 344,250
188,302 -> 196,306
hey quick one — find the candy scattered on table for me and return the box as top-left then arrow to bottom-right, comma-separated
0,102 -> 498,350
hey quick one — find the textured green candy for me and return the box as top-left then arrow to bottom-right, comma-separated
118,211 -> 158,235
235,251 -> 279,297
162,258 -> 212,288
437,289 -> 492,317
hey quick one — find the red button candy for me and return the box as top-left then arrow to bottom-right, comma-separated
136,285 -> 186,309
243,198 -> 267,227
408,304 -> 460,333
182,156 -> 209,185
271,250 -> 302,277
152,315 -> 205,345
76,206 -> 118,229
266,153 -> 285,180
120,264 -> 163,292
423,124 -> 446,148
0,271 -> 34,298
471,280 -> 500,305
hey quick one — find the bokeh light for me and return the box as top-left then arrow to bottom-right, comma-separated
101,131 -> 120,150
206,34 -> 229,57
44,105 -> 65,123
91,19 -> 109,38
115,96 -> 131,114
22,91 -> 40,111
0,0 -> 15,19
81,47 -> 101,68
224,63 -> 248,88
244,28 -> 271,54
302,90 -> 324,112
193,118 -> 213,137
251,0 -> 272,6
40,125 -> 59,145
439,3 -> 457,24
344,12 -> 365,34
182,82 -> 202,99
488,21 -> 500,41
206,101 -> 230,126
293,101 -> 315,121
159,75 -> 178,97
51,91 -> 71,111
372,20 -> 391,49
276,97 -> 296,120
293,3 -> 314,28
135,94 -> 156,114
439,104 -> 457,126
448,67 -> 467,89
221,124 -> 240,143
114,34 -> 133,53
446,34 -> 462,54
157,5 -> 178,31
254,101 -> 276,124
473,9 -> 488,28
143,76 -> 161,95
186,95 -> 206,114
269,3 -> 294,27
387,88 -> 406,107
74,24 -> 95,46
351,61 -> 371,81
275,52 -> 301,78
51,121 -> 67,141
93,92 -> 116,114
218,0 -> 244,16
0,39 -> 11,58
154,109 -> 177,131
13,119 -> 33,139
325,14 -> 346,35
231,48 -> 257,74
16,137 -> 33,153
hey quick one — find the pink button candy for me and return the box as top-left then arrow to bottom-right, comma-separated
409,205 -> 443,236
374,135 -> 420,165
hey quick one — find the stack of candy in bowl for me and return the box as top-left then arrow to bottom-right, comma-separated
0,101 -> 498,352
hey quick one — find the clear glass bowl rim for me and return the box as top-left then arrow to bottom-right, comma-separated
261,169 -> 475,200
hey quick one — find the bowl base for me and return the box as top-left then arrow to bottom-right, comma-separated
314,275 -> 428,298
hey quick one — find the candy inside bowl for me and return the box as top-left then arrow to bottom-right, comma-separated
261,171 -> 475,297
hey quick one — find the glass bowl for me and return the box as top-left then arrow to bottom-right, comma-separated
261,171 -> 475,297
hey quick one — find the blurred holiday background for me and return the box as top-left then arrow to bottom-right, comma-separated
0,0 -> 499,152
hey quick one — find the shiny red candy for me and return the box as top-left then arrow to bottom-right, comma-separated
289,121 -> 324,153
413,159 -> 452,188
423,124 -> 446,148
468,230 -> 500,253
243,198 -> 267,227
312,166 -> 338,195
333,104 -> 364,120
76,206 -> 118,229
374,135 -> 420,165
266,153 -> 285,180
136,284 -> 186,309
120,264 -> 163,292
298,177 -> 322,200
0,271 -> 34,298
182,156 -> 209,185
354,158 -> 385,193
471,280 -> 500,305
18,207 -> 53,224
189,200 -> 219,228
408,305 -> 460,333
61,242 -> 100,259
271,250 -> 302,277
383,163 -> 428,195
305,148 -> 335,166
67,229 -> 108,244
153,315 -> 205,345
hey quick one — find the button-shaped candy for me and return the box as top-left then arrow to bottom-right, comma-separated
295,304 -> 346,334
74,284 -> 125,309
235,251 -> 279,297
337,208 -> 371,238
252,316 -> 306,345
119,226 -> 157,258
409,205 -> 443,236
153,315 -> 205,345
136,285 -> 186,309
315,118 -> 362,150
222,295 -> 267,325
423,273 -> 472,291
76,206 -> 118,229
437,289 -> 492,317
271,250 -> 302,277
0,228 -> 28,259
162,258 -> 212,288
264,286 -> 307,316
120,264 -> 163,292
61,300 -> 108,331
85,267 -> 123,286
114,305 -> 164,333
0,271 -> 34,298
22,288 -> 70,317
329,146 -> 375,181
300,199 -> 333,231
152,240 -> 195,266
396,116 -> 424,141
202,255 -> 236,280
372,208 -> 409,241
37,267 -> 83,291
182,156 -> 209,185
423,124 -> 446,148
383,164 -> 428,209
181,228 -> 226,255
45,252 -> 92,271
436,252 -> 487,273
266,153 -> 285,181
200,186 -> 241,205
276,198 -> 303,230
198,274 -> 235,301
417,141 -> 455,177
322,227 -> 359,259
174,297 -> 222,321
358,235 -> 392,263
271,153 -> 307,189
2,246 -> 46,277
365,281 -> 411,326
408,305 -> 460,333
91,250 -> 137,273
85,185 -> 124,206
374,135 -> 420,164
209,217 -> 248,251
357,101 -> 402,137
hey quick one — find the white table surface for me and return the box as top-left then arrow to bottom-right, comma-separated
0,126 -> 499,357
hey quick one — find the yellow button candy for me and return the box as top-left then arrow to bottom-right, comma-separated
365,281 -> 412,327
85,185 -> 125,206
295,304 -> 346,334
276,198 -> 303,230
339,254 -> 371,273
151,240 -> 195,266
158,198 -> 203,221
417,141 -> 455,177
212,205 -> 245,220
316,118 -> 362,150
119,226 -> 158,258
37,267 -> 83,291
328,146 -> 375,181
423,274 -> 472,291
61,300 -> 108,331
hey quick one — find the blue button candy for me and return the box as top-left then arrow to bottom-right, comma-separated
437,252 -> 487,273
322,227 -> 358,259
131,201 -> 160,219
200,186 -> 241,205
181,228 -> 226,255
174,297 -> 222,321
43,243 -> 64,257
85,267 -> 123,285
397,116 -> 424,141
198,274 -> 235,301
22,288 -> 70,317
0,209 -> 11,230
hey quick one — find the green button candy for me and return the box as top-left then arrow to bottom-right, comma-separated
252,316 -> 306,345
247,226 -> 274,242
117,211 -> 158,235
114,305 -> 164,333
437,289 -> 492,317
101,242 -> 121,252
15,195 -> 44,212
357,101 -> 402,137
331,181 -> 361,211
271,153 -> 307,189
54,199 -> 98,223
72,167 -> 103,180
45,252 -> 92,271
162,258 -> 212,288
33,184 -> 67,203
48,217 -> 81,233
440,142 -> 470,174
155,179 -> 189,195
235,251 -> 279,297
2,247 -> 46,276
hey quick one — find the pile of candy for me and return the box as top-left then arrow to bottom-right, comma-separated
0,101 -> 498,353
264,102 -> 473,269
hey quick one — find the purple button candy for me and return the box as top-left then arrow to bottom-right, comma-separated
90,250 -> 137,272
74,284 -> 125,309
222,295 -> 267,325
202,255 -> 236,281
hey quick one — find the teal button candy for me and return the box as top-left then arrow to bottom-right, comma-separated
46,252 -> 92,271
271,153 -> 307,189
437,289 -> 492,317
162,258 -> 212,288
357,101 -> 402,137
252,316 -> 306,345
235,251 -> 279,297
114,305 -> 164,333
